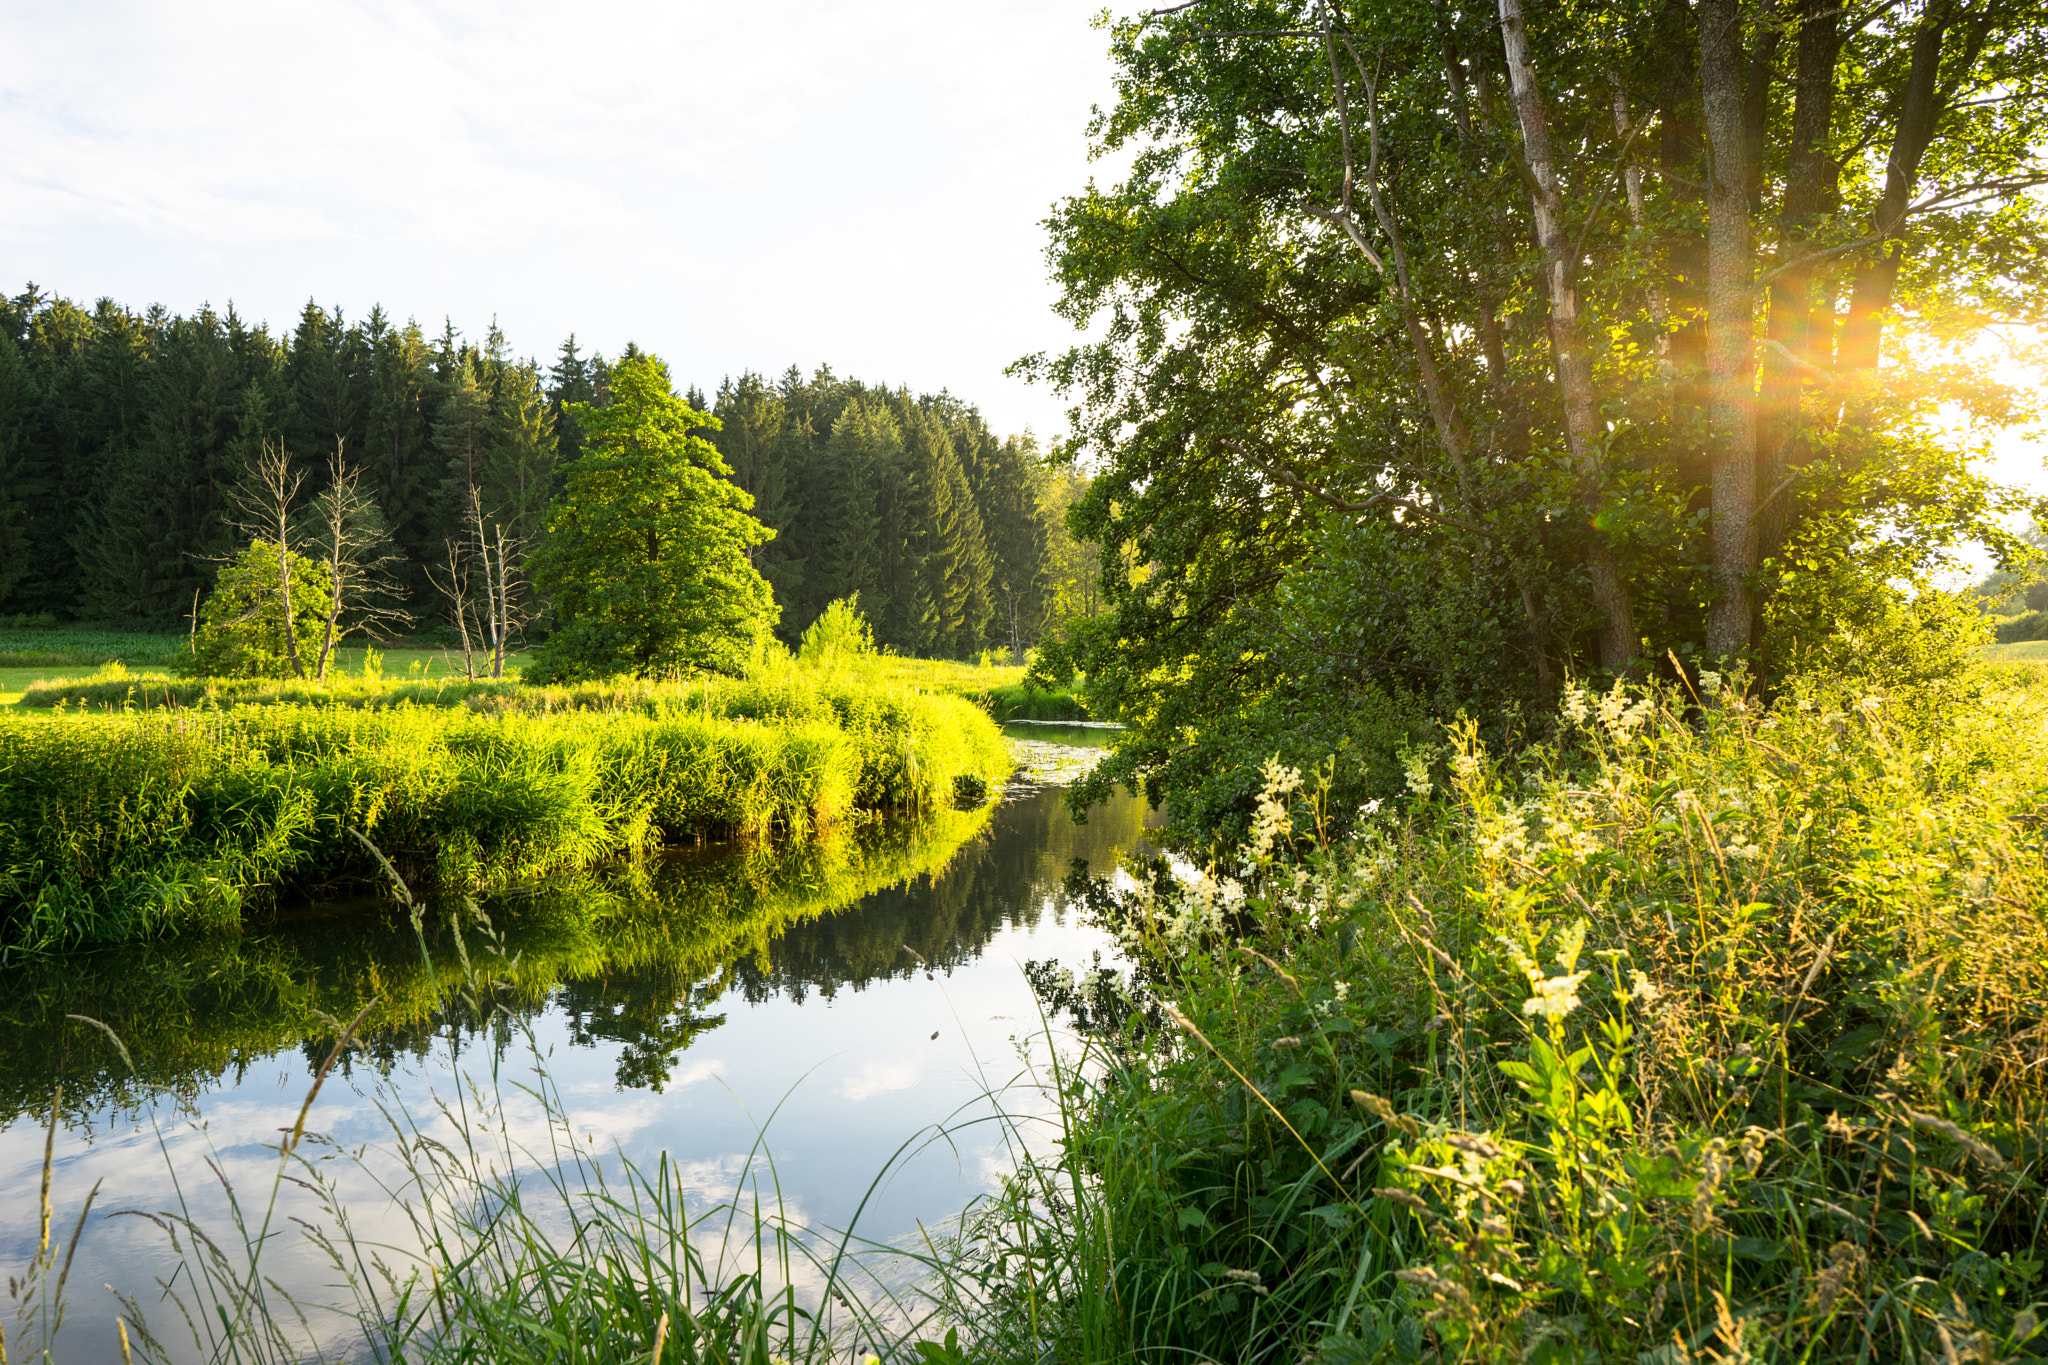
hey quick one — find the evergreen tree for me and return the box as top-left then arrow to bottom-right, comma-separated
979,433 -> 1055,655
77,307 -> 277,620
0,332 -> 39,609
814,398 -> 895,617
528,355 -> 778,681
434,351 -> 492,532
282,300 -> 364,465
361,310 -> 439,605
900,407 -> 993,657
482,358 -> 558,546
711,372 -> 809,615
546,335 -> 597,466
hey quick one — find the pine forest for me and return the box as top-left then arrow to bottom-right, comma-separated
0,286 -> 1096,657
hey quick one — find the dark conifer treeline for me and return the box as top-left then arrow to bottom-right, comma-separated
0,286 -> 1077,657
707,367 -> 1058,656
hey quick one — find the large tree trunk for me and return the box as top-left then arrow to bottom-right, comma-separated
1755,0 -> 1840,571
1498,0 -> 1638,669
1701,0 -> 1760,658
1835,2 -> 1966,377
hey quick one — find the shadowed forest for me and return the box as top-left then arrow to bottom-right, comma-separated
0,290 -> 1098,657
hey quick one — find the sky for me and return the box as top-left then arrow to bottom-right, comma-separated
0,0 -> 1124,439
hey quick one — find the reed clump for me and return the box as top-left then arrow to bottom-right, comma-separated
0,675 -> 1010,953
969,662 -> 2048,1364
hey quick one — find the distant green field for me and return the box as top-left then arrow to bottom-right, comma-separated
0,624 -> 1086,715
0,630 -> 523,704
1987,638 -> 2048,661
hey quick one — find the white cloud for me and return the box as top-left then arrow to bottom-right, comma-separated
838,1059 -> 919,1102
0,0 -> 1124,436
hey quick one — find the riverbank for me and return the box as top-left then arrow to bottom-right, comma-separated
972,660 -> 2048,1364
0,672 -> 1011,952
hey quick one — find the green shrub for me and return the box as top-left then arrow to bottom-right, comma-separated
798,593 -> 878,665
175,540 -> 332,679
976,667 -> 2048,1364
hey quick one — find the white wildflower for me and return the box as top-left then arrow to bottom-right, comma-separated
1594,680 -> 1629,730
1696,669 -> 1724,699
1244,757 -> 1303,862
1522,972 -> 1589,1020
1560,684 -> 1590,726
1630,970 -> 1659,1003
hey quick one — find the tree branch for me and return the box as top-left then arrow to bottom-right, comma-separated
1220,437 -> 1493,538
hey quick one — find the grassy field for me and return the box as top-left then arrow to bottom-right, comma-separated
1986,637 -> 2048,661
0,624 -> 1100,713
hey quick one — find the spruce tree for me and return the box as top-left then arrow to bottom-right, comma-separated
527,356 -> 778,681
362,310 -> 439,605
547,334 -> 597,465
900,407 -> 993,657
814,398 -> 894,619
711,372 -> 808,613
0,332 -> 34,609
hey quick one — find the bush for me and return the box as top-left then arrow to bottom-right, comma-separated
976,666 -> 2048,1364
798,594 -> 878,666
175,540 -> 332,679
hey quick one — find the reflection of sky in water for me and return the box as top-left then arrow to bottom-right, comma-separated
0,772 -> 1154,1362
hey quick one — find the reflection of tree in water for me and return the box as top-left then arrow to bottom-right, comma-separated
704,788 -> 1154,1016
514,786 -> 1154,1091
557,974 -> 728,1092
0,780 -> 1154,1112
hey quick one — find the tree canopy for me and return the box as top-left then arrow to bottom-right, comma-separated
1025,0 -> 2048,835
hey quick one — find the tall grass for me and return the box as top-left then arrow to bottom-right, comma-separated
0,676 -> 1011,953
963,663 -> 2048,1363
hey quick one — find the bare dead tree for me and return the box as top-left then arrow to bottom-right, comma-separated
428,488 -> 531,681
225,438 -> 310,680
308,440 -> 412,680
426,537 -> 478,680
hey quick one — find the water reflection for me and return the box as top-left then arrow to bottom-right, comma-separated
0,754 -> 1154,1361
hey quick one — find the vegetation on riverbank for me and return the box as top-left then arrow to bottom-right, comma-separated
12,652 -> 1089,723
979,661 -> 2048,1363
0,804 -> 997,1124
0,672 -> 1010,953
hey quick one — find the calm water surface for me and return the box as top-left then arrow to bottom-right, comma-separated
0,725 -> 1149,1360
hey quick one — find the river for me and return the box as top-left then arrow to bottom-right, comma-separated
0,723 -> 1149,1361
